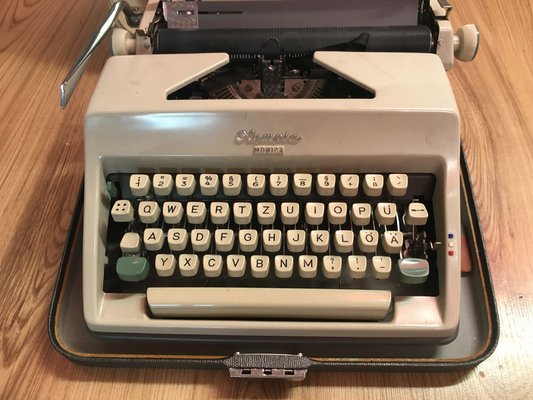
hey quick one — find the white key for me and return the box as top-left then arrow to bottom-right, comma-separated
162,202 -> 183,224
348,255 -> 367,279
175,174 -> 196,196
178,254 -> 199,277
120,232 -> 141,254
210,202 -> 230,225
155,254 -> 176,277
275,255 -> 294,278
376,203 -> 397,226
382,231 -> 403,254
214,229 -> 234,252
363,174 -> 384,196
293,173 -> 312,196
387,174 -> 408,196
299,255 -> 318,278
280,202 -> 299,225
358,230 -> 379,253
203,255 -> 223,277
129,174 -> 151,196
372,256 -> 391,279
263,229 -> 282,252
111,200 -> 134,222
257,202 -> 276,225
186,201 -> 207,224
239,229 -> 258,252
334,230 -> 354,253
222,174 -> 241,196
322,256 -> 342,279
327,202 -> 348,225
143,228 -> 164,251
406,203 -> 429,225
251,255 -> 270,278
305,202 -> 325,225
247,174 -> 266,196
233,202 -> 252,225
191,229 -> 211,252
199,173 -> 219,196
270,174 -> 288,196
227,254 -> 246,277
351,203 -> 372,226
339,174 -> 359,197
167,228 -> 188,251
286,230 -> 306,252
153,174 -> 173,196
310,230 -> 329,253
138,201 -> 160,224
316,174 -> 336,196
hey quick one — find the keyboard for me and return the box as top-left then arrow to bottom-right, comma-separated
82,52 -> 461,341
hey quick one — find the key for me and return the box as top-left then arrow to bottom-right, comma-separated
199,173 -> 219,196
398,258 -> 430,284
334,230 -> 354,253
270,173 -> 288,196
263,229 -> 282,252
358,230 -> 379,253
316,174 -> 336,196
178,254 -> 199,277
293,173 -> 312,196
298,255 -> 318,278
186,201 -> 207,224
203,255 -> 223,277
328,202 -> 348,225
239,229 -> 258,252
143,228 -> 164,251
363,174 -> 384,196
274,255 -> 294,278
247,174 -> 266,196
111,200 -> 134,222
382,231 -> 403,254
222,174 -> 241,196
176,174 -> 196,196
387,174 -> 408,196
129,174 -> 150,196
167,228 -> 188,251
348,255 -> 367,279
310,230 -> 329,253
322,256 -> 342,279
406,203 -> 429,225
155,254 -> 176,277
227,254 -> 246,277
214,229 -> 234,252
120,232 -> 141,254
305,202 -> 325,225
376,203 -> 397,226
257,202 -> 276,225
280,202 -> 299,225
339,174 -> 359,197
138,201 -> 160,224
351,203 -> 371,226
286,230 -> 306,252
191,229 -> 211,252
153,174 -> 173,196
251,255 -> 270,278
210,202 -> 230,225
233,202 -> 252,225
162,202 -> 183,224
371,256 -> 391,279
117,256 -> 149,282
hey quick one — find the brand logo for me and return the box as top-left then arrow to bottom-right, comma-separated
234,129 -> 302,145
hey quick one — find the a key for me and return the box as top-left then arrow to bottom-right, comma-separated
387,174 -> 408,196
293,173 -> 312,196
214,229 -> 234,252
111,200 -> 134,222
382,231 -> 403,254
222,174 -> 242,196
129,174 -> 150,196
371,256 -> 391,279
199,173 -> 219,196
334,230 -> 354,253
339,174 -> 359,197
363,174 -> 384,196
348,255 -> 367,279
406,203 -> 429,225
263,229 -> 282,252
153,174 -> 173,196
286,230 -> 306,252
310,230 -> 329,253
239,229 -> 258,252
270,173 -> 289,196
358,230 -> 379,253
233,202 -> 252,225
280,202 -> 299,225
138,201 -> 160,224
298,255 -> 318,278
227,254 -> 246,277
176,174 -> 196,196
178,254 -> 199,277
257,202 -> 276,225
162,202 -> 183,224
203,255 -> 223,277
322,256 -> 342,279
251,255 -> 270,278
328,202 -> 348,225
305,202 -> 325,225
191,229 -> 211,252
351,203 -> 372,226
167,228 -> 188,251
376,203 -> 397,226
316,174 -> 336,196
247,174 -> 266,196
155,254 -> 176,277
210,202 -> 230,225
143,228 -> 164,251
274,255 -> 294,278
120,232 -> 141,254
186,201 -> 207,224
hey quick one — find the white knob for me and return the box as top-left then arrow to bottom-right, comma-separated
111,28 -> 136,55
454,24 -> 480,62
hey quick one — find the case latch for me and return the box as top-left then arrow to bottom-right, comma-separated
224,353 -> 312,381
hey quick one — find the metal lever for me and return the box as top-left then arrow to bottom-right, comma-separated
60,1 -> 125,108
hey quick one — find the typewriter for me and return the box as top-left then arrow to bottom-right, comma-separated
61,0 -> 479,342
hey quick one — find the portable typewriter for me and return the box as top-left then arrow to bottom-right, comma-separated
61,0 -> 479,342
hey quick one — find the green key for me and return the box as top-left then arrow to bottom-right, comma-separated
116,257 -> 149,282
106,181 -> 118,198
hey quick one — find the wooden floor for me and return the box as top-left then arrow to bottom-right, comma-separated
0,0 -> 531,398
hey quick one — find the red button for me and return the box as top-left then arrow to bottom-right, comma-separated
448,250 -> 455,256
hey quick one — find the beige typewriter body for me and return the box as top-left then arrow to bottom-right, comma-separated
83,51 -> 461,340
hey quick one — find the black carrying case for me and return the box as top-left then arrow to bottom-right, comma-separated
48,151 -> 498,375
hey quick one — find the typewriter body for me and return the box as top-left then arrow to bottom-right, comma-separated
64,0 -> 479,342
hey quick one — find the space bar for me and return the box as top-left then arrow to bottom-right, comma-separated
147,287 -> 391,320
